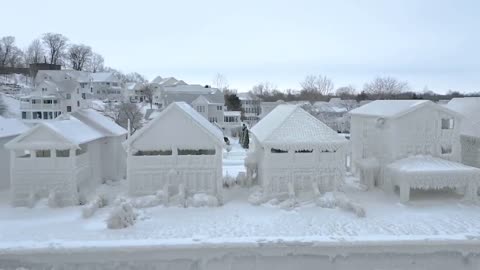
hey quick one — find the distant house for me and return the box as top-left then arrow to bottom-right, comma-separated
238,92 -> 261,126
124,102 -> 225,200
124,82 -> 146,102
446,97 -> 480,168
249,105 -> 349,197
223,111 -> 242,136
191,95 -> 224,126
89,72 -> 123,100
0,116 -> 28,190
349,100 -> 480,202
19,79 -> 86,122
5,109 -> 127,206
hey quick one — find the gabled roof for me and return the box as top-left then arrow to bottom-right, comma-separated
71,109 -> 127,137
251,105 -> 348,150
124,102 -> 224,148
446,97 -> 480,138
0,117 -> 29,138
5,116 -> 104,150
90,72 -> 118,82
238,92 -> 261,101
349,100 -> 460,119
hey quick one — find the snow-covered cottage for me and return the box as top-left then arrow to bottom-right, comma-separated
0,116 -> 28,189
446,97 -> 480,168
124,102 -> 225,200
249,105 -> 349,197
349,100 -> 480,202
5,109 -> 127,206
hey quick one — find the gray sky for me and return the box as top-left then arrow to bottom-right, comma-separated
2,0 -> 479,93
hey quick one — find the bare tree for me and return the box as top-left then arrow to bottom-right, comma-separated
335,85 -> 356,97
363,76 -> 409,99
142,84 -> 155,109
87,53 -> 105,73
300,74 -> 334,95
213,73 -> 229,91
104,102 -> 143,135
25,39 -> 44,64
42,33 -> 68,65
125,72 -> 147,83
68,44 -> 92,71
0,36 -> 16,67
251,81 -> 276,96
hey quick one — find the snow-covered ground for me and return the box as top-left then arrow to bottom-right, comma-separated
0,93 -> 21,118
1,140 -> 480,268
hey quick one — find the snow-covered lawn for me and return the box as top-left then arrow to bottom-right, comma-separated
0,93 -> 21,118
1,140 -> 480,251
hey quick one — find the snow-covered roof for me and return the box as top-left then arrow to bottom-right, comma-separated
0,117 -> 29,138
124,102 -> 224,149
238,92 -> 261,101
151,76 -> 186,86
71,109 -> 127,137
251,105 -> 348,150
349,100 -> 460,119
5,116 -> 105,150
90,72 -> 117,82
446,97 -> 480,138
387,155 -> 480,174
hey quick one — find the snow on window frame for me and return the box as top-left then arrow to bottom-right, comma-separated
35,149 -> 51,158
133,150 -> 173,156
441,118 -> 454,130
271,148 -> 288,153
295,149 -> 314,153
56,149 -> 70,157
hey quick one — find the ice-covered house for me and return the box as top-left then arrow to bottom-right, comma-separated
0,116 -> 28,190
238,92 -> 261,126
5,109 -> 127,206
124,102 -> 225,200
446,98 -> 480,168
248,105 -> 349,197
349,100 -> 480,202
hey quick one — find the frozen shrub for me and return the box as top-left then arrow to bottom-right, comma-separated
187,193 -> 219,207
279,198 -> 297,210
169,184 -> 186,207
106,202 -> 137,229
317,192 -> 366,218
236,172 -> 247,186
248,189 -> 265,205
82,194 -> 109,218
223,174 -> 236,188
48,190 -> 63,208
131,195 -> 162,209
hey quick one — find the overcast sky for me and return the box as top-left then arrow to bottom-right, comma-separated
2,0 -> 479,93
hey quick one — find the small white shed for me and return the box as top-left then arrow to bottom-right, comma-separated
124,102 -> 225,199
0,116 -> 29,190
5,109 -> 127,206
446,97 -> 480,168
249,105 -> 349,197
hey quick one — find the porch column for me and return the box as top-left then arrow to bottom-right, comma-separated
400,181 -> 410,203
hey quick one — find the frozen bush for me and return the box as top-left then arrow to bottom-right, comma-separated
248,189 -> 265,205
82,194 -> 109,218
48,190 -> 63,208
316,192 -> 336,208
106,202 -> 137,229
279,198 -> 297,210
317,192 -> 366,218
236,172 -> 247,186
186,193 -> 219,207
131,195 -> 162,209
169,184 -> 186,207
223,174 -> 236,188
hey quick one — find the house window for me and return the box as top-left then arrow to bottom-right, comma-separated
295,149 -> 313,153
53,100 -> 58,104
271,148 -> 288,153
441,145 -> 452,154
43,100 -> 52,104
48,112 -> 53,119
43,112 -> 49,119
42,87 -> 47,92
33,111 -> 42,119
22,112 -> 26,119
209,117 -> 217,123
56,149 -> 70,157
36,150 -> 51,158
217,106 -> 222,110
196,106 -> 205,113
77,101 -> 80,107
133,150 -> 172,156
178,149 -> 216,155
441,118 -> 454,129
66,93 -> 71,99
67,106 -> 72,112
77,89 -> 79,94
82,93 -> 86,99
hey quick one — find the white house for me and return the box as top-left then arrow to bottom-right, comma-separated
238,92 -> 261,126
223,111 -> 242,136
446,97 -> 480,168
349,100 -> 480,202
20,79 -> 87,122
248,105 -> 349,197
89,72 -> 124,100
0,116 -> 28,190
124,102 -> 225,200
259,100 -> 285,119
5,109 -> 127,206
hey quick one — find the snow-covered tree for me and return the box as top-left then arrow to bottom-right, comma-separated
68,44 -> 92,71
363,76 -> 409,99
42,32 -> 68,65
25,39 -> 45,64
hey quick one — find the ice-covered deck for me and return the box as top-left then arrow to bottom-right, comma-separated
386,155 -> 480,202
